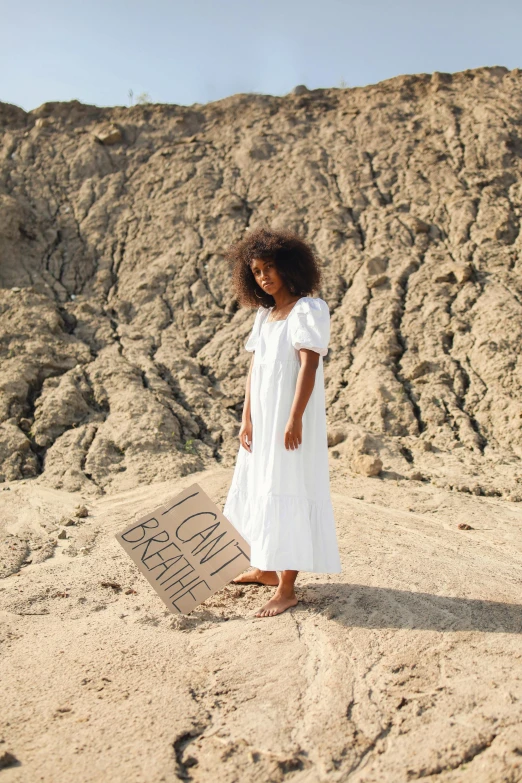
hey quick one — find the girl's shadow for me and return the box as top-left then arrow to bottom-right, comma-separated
298,583 -> 522,634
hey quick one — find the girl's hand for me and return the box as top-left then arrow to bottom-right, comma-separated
284,416 -> 302,450
239,418 -> 253,452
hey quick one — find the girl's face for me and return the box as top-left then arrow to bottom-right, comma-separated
250,257 -> 286,297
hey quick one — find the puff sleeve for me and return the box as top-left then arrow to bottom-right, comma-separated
244,306 -> 264,352
290,297 -> 330,357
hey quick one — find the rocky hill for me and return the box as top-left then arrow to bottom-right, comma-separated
2,69 -> 522,783
1,65 -> 521,498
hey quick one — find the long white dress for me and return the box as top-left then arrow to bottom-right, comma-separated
223,296 -> 342,573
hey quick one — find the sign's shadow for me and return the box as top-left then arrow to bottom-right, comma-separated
297,583 -> 522,634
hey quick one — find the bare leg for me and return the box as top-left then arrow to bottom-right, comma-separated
232,568 -> 279,586
255,570 -> 299,617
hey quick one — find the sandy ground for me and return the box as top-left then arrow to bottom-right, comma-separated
1,464 -> 522,782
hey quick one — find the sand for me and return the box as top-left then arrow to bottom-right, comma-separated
1,463 -> 521,782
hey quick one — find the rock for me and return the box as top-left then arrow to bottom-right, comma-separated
433,262 -> 472,285
409,471 -> 424,481
101,581 -> 121,591
402,215 -> 431,234
366,256 -> 388,275
0,751 -> 18,770
351,454 -> 383,477
351,433 -> 375,455
458,523 -> 474,530
456,484 -> 471,494
63,518 -> 76,527
433,265 -> 456,283
367,274 -> 389,289
75,505 -> 89,518
292,85 -> 309,96
35,117 -> 51,128
93,125 -> 122,145
408,361 -> 431,380
451,263 -> 472,283
327,428 -> 346,447
57,528 -> 68,540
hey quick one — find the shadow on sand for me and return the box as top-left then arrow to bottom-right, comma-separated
297,583 -> 522,634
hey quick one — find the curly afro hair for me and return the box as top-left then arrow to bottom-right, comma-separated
227,227 -> 322,309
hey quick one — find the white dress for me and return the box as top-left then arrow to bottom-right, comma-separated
223,296 -> 342,573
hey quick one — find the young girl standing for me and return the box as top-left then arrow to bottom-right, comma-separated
223,227 -> 341,618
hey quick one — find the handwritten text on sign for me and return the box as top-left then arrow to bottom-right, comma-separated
116,482 -> 250,614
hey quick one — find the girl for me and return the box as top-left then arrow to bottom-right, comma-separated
223,227 -> 342,618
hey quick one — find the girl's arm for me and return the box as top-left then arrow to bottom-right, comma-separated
285,349 -> 320,450
242,353 -> 255,423
239,354 -> 255,452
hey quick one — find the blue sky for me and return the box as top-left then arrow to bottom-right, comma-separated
2,0 -> 521,111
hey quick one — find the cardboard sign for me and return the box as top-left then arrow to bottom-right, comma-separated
116,482 -> 251,615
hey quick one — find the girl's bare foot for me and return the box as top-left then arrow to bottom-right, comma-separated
232,568 -> 279,586
255,587 -> 298,617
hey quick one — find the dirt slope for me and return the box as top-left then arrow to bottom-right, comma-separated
0,66 -> 521,498
1,469 -> 521,782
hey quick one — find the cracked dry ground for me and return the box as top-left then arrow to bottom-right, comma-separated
0,65 -> 521,498
0,470 -> 521,782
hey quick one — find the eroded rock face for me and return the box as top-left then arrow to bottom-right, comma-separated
0,66 -> 521,495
